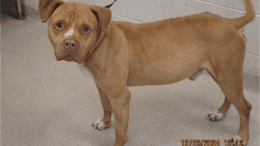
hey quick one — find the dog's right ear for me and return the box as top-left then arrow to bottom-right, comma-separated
39,0 -> 64,23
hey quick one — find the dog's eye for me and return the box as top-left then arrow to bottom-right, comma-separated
55,22 -> 63,31
81,26 -> 90,34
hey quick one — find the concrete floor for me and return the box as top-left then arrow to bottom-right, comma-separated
1,7 -> 259,146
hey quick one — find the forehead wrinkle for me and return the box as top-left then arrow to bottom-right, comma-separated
63,2 -> 77,11
75,4 -> 97,29
51,2 -> 76,24
63,3 -> 76,23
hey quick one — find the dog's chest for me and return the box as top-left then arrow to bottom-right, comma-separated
78,64 -> 94,80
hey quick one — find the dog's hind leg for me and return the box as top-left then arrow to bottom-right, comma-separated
208,36 -> 251,145
216,69 -> 251,145
205,66 -> 232,122
92,85 -> 113,130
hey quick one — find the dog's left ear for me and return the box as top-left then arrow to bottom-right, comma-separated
90,5 -> 112,32
39,0 -> 64,23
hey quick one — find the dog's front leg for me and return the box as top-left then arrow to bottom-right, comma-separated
92,85 -> 113,130
107,87 -> 131,146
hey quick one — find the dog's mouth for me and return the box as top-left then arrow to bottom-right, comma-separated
63,55 -> 75,61
56,50 -> 82,64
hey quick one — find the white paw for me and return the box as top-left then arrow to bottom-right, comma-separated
207,111 -> 224,122
92,119 -> 111,130
231,135 -> 247,146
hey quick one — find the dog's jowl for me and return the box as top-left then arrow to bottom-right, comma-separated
39,0 -> 255,145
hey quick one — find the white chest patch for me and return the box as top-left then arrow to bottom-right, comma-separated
64,23 -> 74,37
78,64 -> 94,80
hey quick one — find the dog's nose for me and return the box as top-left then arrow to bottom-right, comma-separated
64,39 -> 78,49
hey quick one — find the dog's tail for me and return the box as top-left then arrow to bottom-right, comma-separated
229,0 -> 255,29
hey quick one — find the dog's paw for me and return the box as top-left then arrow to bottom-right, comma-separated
92,119 -> 111,130
231,135 -> 247,146
207,111 -> 225,122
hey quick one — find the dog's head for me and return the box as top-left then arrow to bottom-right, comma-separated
39,0 -> 111,63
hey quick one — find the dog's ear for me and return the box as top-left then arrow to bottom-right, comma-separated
90,5 -> 112,32
39,0 -> 64,23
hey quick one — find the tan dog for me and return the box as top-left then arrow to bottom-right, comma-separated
39,0 -> 255,145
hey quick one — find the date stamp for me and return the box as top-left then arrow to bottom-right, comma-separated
181,139 -> 244,146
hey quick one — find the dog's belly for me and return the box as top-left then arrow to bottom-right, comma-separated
127,56 -> 208,86
128,67 -> 199,86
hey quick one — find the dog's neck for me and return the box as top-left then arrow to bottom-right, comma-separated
84,25 -> 106,63
81,23 -> 113,79
79,28 -> 108,81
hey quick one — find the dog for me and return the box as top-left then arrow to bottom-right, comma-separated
39,0 -> 255,145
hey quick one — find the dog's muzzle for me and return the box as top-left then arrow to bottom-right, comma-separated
55,38 -> 82,63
